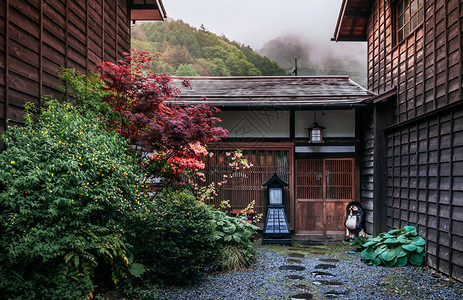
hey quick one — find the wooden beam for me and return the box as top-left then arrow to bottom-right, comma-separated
372,98 -> 394,235
290,110 -> 295,139
218,137 -> 359,146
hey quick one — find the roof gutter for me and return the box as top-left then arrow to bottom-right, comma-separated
173,102 -> 370,111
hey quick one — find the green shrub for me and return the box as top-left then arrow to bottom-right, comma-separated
359,226 -> 425,267
211,210 -> 259,271
217,244 -> 255,271
127,188 -> 218,285
349,236 -> 369,250
0,100 -> 146,299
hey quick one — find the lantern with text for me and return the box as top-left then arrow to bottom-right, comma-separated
262,173 -> 291,245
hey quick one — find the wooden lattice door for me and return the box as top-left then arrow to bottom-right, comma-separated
295,158 -> 354,240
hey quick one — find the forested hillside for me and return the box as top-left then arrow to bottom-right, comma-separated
131,20 -> 287,76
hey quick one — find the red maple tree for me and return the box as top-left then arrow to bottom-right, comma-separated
95,50 -> 228,181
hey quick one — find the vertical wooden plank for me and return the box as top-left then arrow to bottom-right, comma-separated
86,0 -> 89,74
435,115 -> 442,272
432,0 -> 438,111
373,99 -> 394,234
290,110 -> 295,140
322,159 -> 327,236
424,120 -> 431,266
459,0 -> 462,102
3,0 -> 9,137
115,0 -> 118,61
39,0 -> 43,104
65,0 -> 68,69
101,0 -> 104,63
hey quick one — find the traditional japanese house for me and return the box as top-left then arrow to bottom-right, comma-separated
173,76 -> 375,241
333,0 -> 463,281
0,0 -> 166,146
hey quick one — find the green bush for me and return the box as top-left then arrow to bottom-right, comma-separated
211,210 -> 259,271
357,226 -> 425,267
127,188 -> 218,285
0,100 -> 146,299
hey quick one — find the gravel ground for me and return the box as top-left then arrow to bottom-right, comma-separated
152,241 -> 463,299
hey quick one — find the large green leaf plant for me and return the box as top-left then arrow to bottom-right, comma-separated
356,226 -> 425,267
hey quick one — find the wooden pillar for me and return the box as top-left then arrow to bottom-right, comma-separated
2,0 -> 9,149
373,98 -> 394,235
289,110 -> 295,140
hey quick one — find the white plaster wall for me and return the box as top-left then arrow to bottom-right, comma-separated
295,146 -> 356,153
295,109 -> 355,138
217,111 -> 290,138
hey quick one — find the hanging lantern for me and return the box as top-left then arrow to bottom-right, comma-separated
308,122 -> 325,143
307,111 -> 325,143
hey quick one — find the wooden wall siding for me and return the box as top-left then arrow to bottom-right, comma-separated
367,0 -> 463,122
201,148 -> 292,224
1,0 -> 131,142
359,110 -> 375,234
385,106 -> 463,281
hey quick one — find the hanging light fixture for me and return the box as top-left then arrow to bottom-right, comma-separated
307,111 -> 325,143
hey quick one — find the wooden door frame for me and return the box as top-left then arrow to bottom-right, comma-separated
294,157 -> 355,240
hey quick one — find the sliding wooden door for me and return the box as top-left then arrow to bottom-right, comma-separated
295,158 -> 354,240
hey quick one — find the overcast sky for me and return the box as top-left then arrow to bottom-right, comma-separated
163,0 -> 346,51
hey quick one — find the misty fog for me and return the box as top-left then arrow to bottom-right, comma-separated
259,34 -> 367,87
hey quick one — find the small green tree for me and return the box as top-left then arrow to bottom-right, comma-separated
175,64 -> 200,76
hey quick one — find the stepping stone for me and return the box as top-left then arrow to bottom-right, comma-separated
292,284 -> 310,291
286,275 -> 304,280
311,271 -> 336,278
314,264 -> 336,270
308,251 -> 326,255
288,253 -> 305,258
312,280 -> 344,286
279,265 -> 306,271
286,258 -> 303,264
291,293 -> 314,300
325,290 -> 349,298
319,258 -> 340,263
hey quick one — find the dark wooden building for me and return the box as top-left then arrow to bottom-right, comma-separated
173,76 -> 374,240
0,0 -> 166,141
334,0 -> 463,281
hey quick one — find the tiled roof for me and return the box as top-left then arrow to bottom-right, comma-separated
170,76 -> 375,109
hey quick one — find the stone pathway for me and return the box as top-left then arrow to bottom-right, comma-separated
280,248 -> 347,299
151,242 -> 463,299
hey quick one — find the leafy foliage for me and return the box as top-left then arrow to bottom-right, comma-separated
349,235 -> 369,250
356,226 -> 425,267
126,188 -> 218,285
0,100 -> 146,298
95,50 -> 228,183
131,20 -> 286,77
211,210 -> 259,270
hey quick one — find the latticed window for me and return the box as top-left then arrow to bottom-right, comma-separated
395,0 -> 424,44
201,149 -> 291,219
